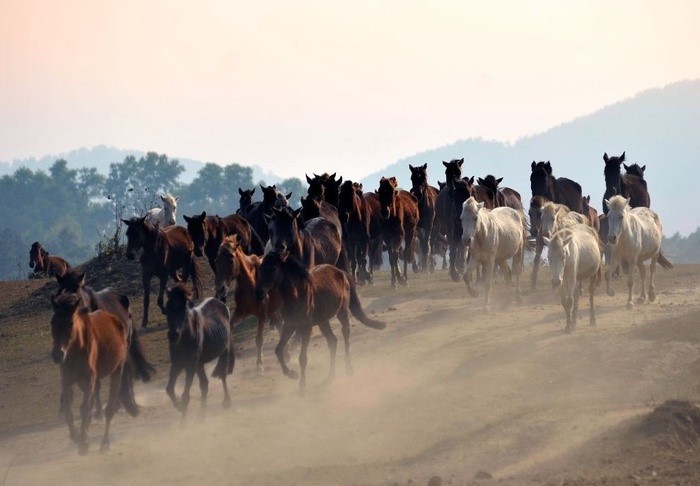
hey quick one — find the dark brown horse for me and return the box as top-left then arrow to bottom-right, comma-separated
122,217 -> 202,328
376,176 -> 419,288
530,161 -> 583,212
434,159 -> 465,281
267,206 -> 347,270
164,284 -> 234,419
29,242 -> 70,277
581,195 -> 600,232
306,172 -> 343,208
55,269 -> 154,417
362,191 -> 385,278
184,211 -> 264,273
237,188 -> 255,215
214,235 -> 282,370
243,184 -> 291,243
299,195 -> 342,234
602,152 -> 650,215
477,175 -> 524,211
50,293 -> 143,454
254,250 -> 385,390
338,181 -> 372,284
409,163 -> 439,273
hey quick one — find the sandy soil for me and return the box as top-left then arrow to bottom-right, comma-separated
1,263 -> 700,485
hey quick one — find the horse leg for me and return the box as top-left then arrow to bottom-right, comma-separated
531,236 -> 543,290
636,260 -> 647,304
255,314 -> 265,371
274,322 -> 298,379
318,320 -> 338,384
626,258 -> 637,309
572,280 -> 581,329
589,275 -> 597,326
218,347 -> 233,409
195,365 -> 208,420
648,254 -> 658,302
337,308 -> 353,376
156,275 -> 168,315
141,271 -> 153,328
562,290 -> 573,333
100,368 -> 122,452
62,379 -> 79,445
179,367 -> 196,420
513,249 -> 524,305
401,237 -> 412,285
483,258 -> 495,313
93,379 -> 103,420
388,248 -> 398,289
605,254 -> 619,297
78,378 -> 96,455
449,234 -> 460,282
165,362 -> 184,410
463,255 -> 478,298
298,325 -> 312,392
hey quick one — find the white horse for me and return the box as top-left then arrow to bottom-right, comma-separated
543,224 -> 603,333
145,194 -> 179,227
460,197 -> 526,312
604,195 -> 672,308
540,201 -> 589,239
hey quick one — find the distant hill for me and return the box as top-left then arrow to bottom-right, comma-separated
361,80 -> 700,236
0,145 -> 282,186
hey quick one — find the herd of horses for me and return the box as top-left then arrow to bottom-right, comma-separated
31,151 -> 674,454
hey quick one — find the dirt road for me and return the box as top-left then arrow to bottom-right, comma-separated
1,265 -> 699,484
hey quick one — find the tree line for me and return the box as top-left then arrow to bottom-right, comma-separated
0,152 -> 304,280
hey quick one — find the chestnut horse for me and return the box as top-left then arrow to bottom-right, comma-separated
122,217 -> 202,328
409,163 -> 439,273
581,195 -> 600,232
376,176 -> 419,288
602,152 -> 650,215
338,180 -> 372,284
29,242 -> 70,277
50,293 -> 143,454
164,284 -> 234,419
530,161 -> 583,213
214,235 -> 282,370
184,211 -> 264,273
434,159 -> 467,281
255,250 -> 386,390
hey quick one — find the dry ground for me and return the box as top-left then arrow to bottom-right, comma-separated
1,256 -> 700,485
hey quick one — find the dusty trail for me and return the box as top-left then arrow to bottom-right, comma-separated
1,266 -> 699,485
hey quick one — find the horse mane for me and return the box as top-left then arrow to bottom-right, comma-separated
161,193 -> 177,206
606,195 -> 629,212
53,292 -> 89,349
530,195 -> 547,209
463,196 -> 482,214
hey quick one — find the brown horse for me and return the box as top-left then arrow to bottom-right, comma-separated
267,206 -> 347,271
477,175 -> 524,211
602,152 -> 650,215
530,161 -> 583,213
434,159 -> 468,281
306,172 -> 343,208
122,217 -> 202,328
214,235 -> 282,370
184,211 -> 264,273
299,195 -> 342,234
56,269 -> 155,417
338,181 -> 373,284
409,163 -> 439,273
29,242 -> 70,277
581,195 -> 600,232
243,184 -> 292,243
237,187 -> 256,215
254,250 -> 386,390
361,191 -> 384,278
376,177 -> 419,288
50,292 -> 142,454
164,284 -> 234,419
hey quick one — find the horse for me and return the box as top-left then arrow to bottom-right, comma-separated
338,180 -> 373,284
29,242 -> 70,277
376,177 -> 420,288
299,195 -> 342,234
539,200 -> 589,239
434,158 -> 465,281
122,216 -> 202,328
184,211 -> 265,273
603,196 -> 673,308
409,163 -> 439,273
530,161 -> 583,213
602,152 -> 650,215
254,250 -> 386,390
145,194 -> 179,227
243,184 -> 291,243
55,269 -> 155,418
460,197 -> 527,312
581,195 -> 600,232
362,191 -> 385,277
237,188 -> 256,215
543,224 -> 604,333
214,235 -> 282,370
50,292 -> 142,454
306,172 -> 343,208
267,206 -> 346,271
164,284 -> 234,419
477,175 -> 524,211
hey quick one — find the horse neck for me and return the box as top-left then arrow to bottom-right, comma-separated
278,267 -> 313,317
235,251 -> 259,294
531,175 -> 553,200
604,168 -> 622,193
70,310 -> 91,353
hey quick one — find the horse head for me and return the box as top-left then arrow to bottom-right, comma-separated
49,292 -> 82,363
376,176 -> 399,219
164,284 -> 194,342
29,242 -> 45,270
183,212 -> 208,257
442,159 -> 464,187
56,268 -> 86,294
121,216 -> 150,260
603,195 -> 630,245
160,194 -> 178,226
267,207 -> 302,254
542,229 -> 573,288
238,187 -> 255,213
214,235 -> 242,303
300,196 -> 322,221
255,250 -> 287,301
530,161 -> 553,196
528,196 -> 546,239
409,163 -> 429,194
261,184 -> 279,206
460,197 -> 484,246
337,180 -> 358,224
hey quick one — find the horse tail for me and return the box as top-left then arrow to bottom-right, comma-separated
248,225 -> 266,256
212,345 -> 235,378
348,282 -> 386,330
657,251 -> 674,270
128,328 -> 155,382
190,256 -> 203,299
336,244 -> 351,274
119,365 -> 140,417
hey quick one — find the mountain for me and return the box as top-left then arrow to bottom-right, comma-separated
360,80 -> 700,236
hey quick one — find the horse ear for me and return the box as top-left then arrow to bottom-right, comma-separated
421,163 -> 427,170
251,187 -> 255,195
78,271 -> 86,285
285,192 -> 292,200
497,177 -> 503,184
442,161 -> 449,167
292,207 -> 302,219
477,201 -> 485,210
306,174 -> 313,184
625,197 -> 631,207
477,177 -> 485,185
121,218 -> 131,225
263,213 -> 271,224
175,196 -> 179,202
604,198 -> 610,209
585,195 -> 590,202
336,176 -> 343,186
389,177 -> 398,188
160,195 -> 166,202
623,163 -> 630,171
641,165 -> 646,173
260,183 -> 265,190
300,196 -> 306,204
183,215 -> 192,223
468,176 -> 475,184
603,153 -> 608,162
620,151 -> 626,162
458,158 -> 464,167
330,173 -> 336,180
531,161 -> 536,169
409,164 -> 415,171
200,211 -> 206,218
239,188 -> 244,195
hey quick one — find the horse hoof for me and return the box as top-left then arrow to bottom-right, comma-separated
450,273 -> 461,283
606,290 -> 615,297
285,369 -> 299,380
390,283 -> 397,290
94,409 -> 103,420
78,443 -> 89,455
626,302 -> 634,309
648,290 -> 657,302
399,279 -> 408,287
468,289 -> 479,299
636,297 -> 646,305
564,325 -> 573,334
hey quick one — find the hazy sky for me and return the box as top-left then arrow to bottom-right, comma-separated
1,0 -> 699,179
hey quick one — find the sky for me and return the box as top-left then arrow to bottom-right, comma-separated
1,0 -> 699,180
